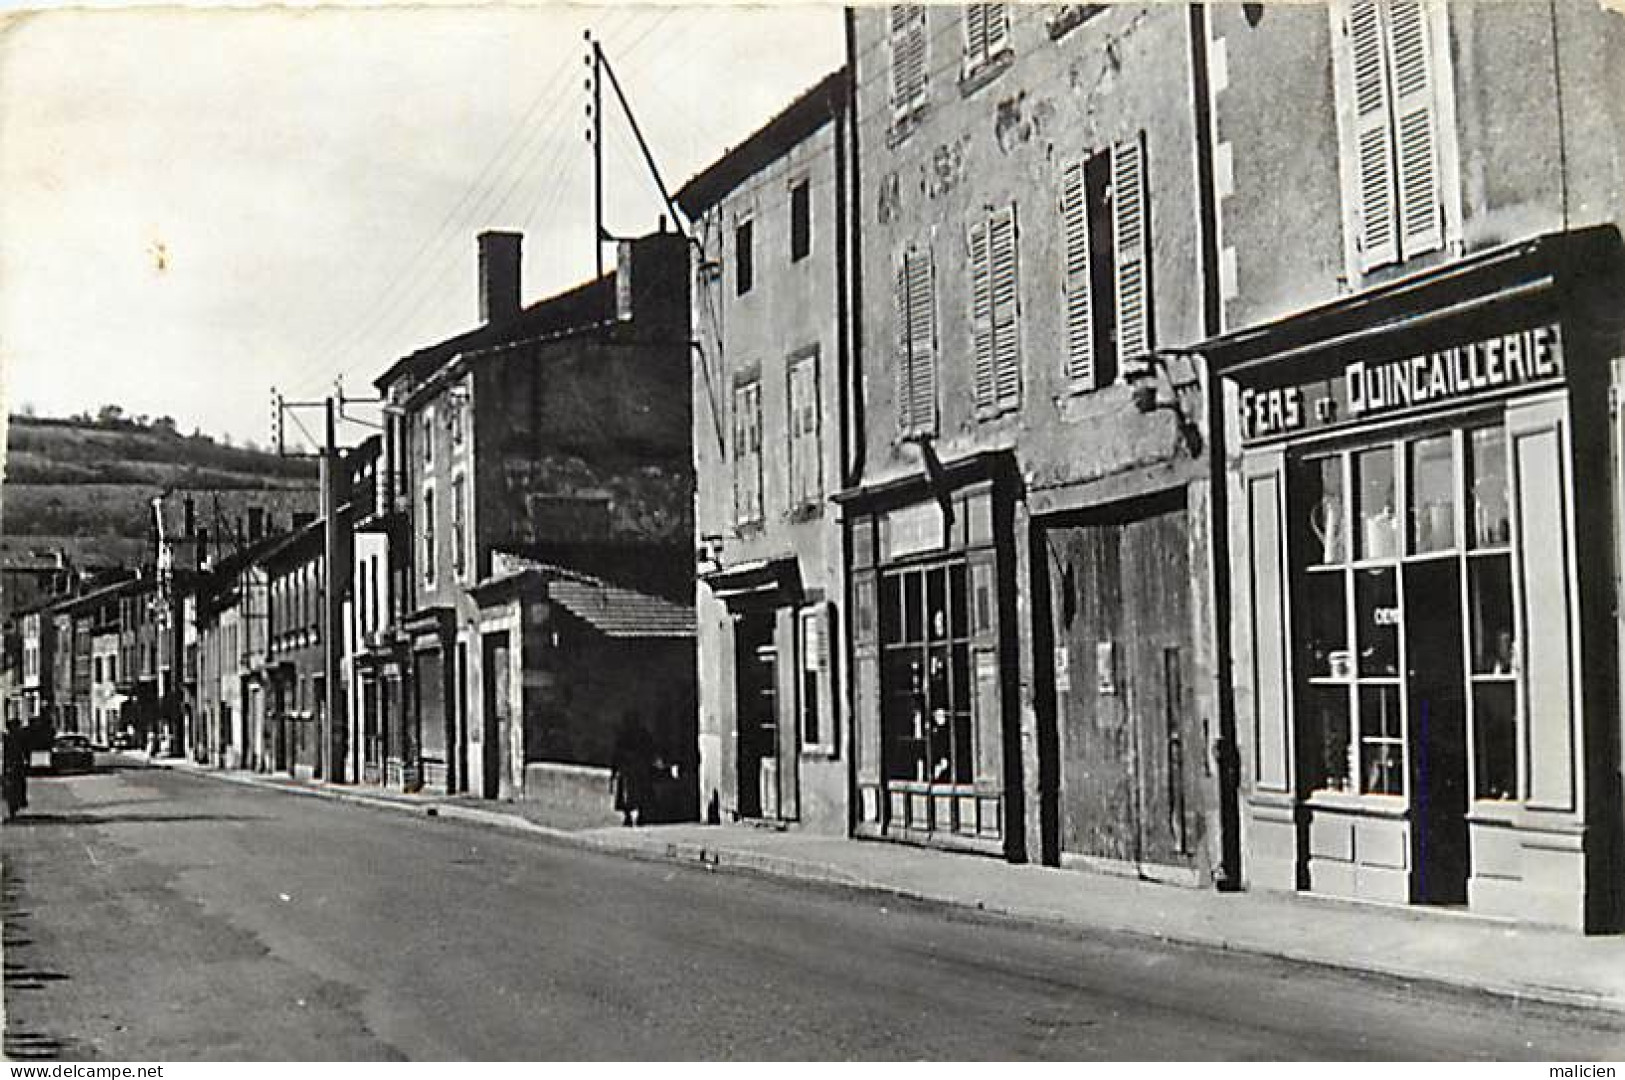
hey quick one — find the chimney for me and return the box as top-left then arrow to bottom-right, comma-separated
478,230 -> 523,324
616,229 -> 690,340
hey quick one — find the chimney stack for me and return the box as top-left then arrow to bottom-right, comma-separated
478,230 -> 523,324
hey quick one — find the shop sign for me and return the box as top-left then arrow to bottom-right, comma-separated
1239,323 -> 1564,444
881,501 -> 947,562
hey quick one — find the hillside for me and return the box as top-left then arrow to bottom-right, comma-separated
2,414 -> 321,567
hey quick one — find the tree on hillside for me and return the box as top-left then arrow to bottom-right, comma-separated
96,404 -> 125,426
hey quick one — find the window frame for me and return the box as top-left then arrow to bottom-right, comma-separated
960,4 -> 1012,81
968,204 -> 1022,418
786,348 -> 823,511
888,5 -> 930,123
789,178 -> 812,263
421,482 -> 437,588
895,242 -> 938,439
732,378 -> 765,528
735,215 -> 755,297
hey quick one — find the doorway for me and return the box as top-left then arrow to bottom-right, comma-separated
482,633 -> 510,800
1405,559 -> 1469,904
1046,491 -> 1202,877
734,612 -> 778,819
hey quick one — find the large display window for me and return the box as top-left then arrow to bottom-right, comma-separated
1292,420 -> 1517,807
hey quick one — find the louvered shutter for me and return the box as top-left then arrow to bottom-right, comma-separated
906,247 -> 937,435
1112,135 -> 1150,371
989,206 -> 1020,410
984,5 -> 1010,56
1349,0 -> 1399,271
968,219 -> 995,413
1061,159 -> 1095,389
890,6 -> 928,117
1386,0 -> 1443,257
895,257 -> 914,434
964,4 -> 988,65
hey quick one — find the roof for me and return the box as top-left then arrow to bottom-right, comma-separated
473,561 -> 694,639
373,275 -> 616,395
676,68 -> 847,216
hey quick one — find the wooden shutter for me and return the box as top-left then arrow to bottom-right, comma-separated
890,6 -> 927,117
984,4 -> 1010,56
989,205 -> 1020,410
903,245 -> 937,435
774,605 -> 801,820
1061,159 -> 1094,389
968,218 -> 996,413
1112,134 -> 1150,371
852,572 -> 882,824
1386,0 -> 1443,257
895,257 -> 915,435
1349,0 -> 1399,271
964,4 -> 988,65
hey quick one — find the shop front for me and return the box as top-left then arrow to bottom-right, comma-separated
839,451 -> 1019,859
1216,231 -> 1624,930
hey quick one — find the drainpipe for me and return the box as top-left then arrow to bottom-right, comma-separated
1189,2 -> 1243,891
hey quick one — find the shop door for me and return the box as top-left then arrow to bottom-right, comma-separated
734,612 -> 778,819
1404,560 -> 1469,904
1050,495 -> 1200,873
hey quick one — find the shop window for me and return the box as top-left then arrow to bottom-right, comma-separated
879,562 -> 972,786
1466,424 -> 1515,800
1407,434 -> 1454,554
1293,422 -> 1521,804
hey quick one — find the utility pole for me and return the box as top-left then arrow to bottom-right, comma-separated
587,31 -> 604,280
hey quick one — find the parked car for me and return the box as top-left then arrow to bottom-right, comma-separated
50,733 -> 95,774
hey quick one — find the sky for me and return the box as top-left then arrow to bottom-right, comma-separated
0,2 -> 844,448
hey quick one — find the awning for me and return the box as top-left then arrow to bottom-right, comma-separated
700,557 -> 802,609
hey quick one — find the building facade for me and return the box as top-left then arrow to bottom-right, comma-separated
1204,0 -> 1625,929
842,3 -> 1230,877
264,522 -> 326,778
680,71 -> 854,832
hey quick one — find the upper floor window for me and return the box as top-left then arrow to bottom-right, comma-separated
449,395 -> 464,447
451,474 -> 468,581
787,350 -> 822,508
422,485 -> 436,586
733,380 -> 764,526
421,409 -> 434,465
889,6 -> 929,121
962,4 -> 1011,78
895,243 -> 938,438
1336,0 -> 1450,273
790,180 -> 811,263
735,217 -> 755,296
968,205 -> 1021,417
1059,133 -> 1150,393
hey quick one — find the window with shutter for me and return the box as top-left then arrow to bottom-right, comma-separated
1112,134 -> 1151,372
733,381 -> 764,526
1340,0 -> 1447,272
896,245 -> 938,438
1061,159 -> 1094,389
963,5 -> 1010,76
989,206 -> 1020,410
968,219 -> 995,413
889,6 -> 929,120
787,352 -> 821,508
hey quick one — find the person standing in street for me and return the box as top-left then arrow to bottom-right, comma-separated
2,718 -> 30,822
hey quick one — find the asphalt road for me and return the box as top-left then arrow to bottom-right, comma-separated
5,759 -> 1625,1061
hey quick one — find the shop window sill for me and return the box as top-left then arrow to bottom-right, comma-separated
1305,790 -> 1408,817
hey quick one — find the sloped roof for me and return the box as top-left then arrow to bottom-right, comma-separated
547,575 -> 695,639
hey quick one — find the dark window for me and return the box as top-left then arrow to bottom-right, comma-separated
790,181 -> 811,262
736,219 -> 754,296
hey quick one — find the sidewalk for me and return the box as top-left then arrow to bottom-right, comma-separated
151,756 -> 1625,1016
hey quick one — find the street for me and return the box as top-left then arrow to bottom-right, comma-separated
4,759 -> 1625,1061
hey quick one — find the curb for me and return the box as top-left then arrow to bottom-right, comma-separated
148,757 -> 1625,1018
